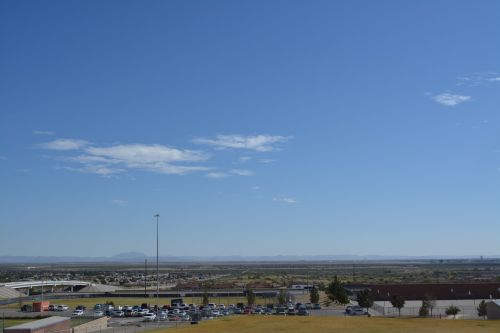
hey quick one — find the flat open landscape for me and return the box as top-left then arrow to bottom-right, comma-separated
155,316 -> 500,333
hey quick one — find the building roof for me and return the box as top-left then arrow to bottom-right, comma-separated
6,316 -> 70,330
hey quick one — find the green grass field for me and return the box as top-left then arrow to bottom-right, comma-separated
148,316 -> 500,333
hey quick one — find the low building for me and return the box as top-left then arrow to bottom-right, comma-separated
4,316 -> 70,333
487,301 -> 500,320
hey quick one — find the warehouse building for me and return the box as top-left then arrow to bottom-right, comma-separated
4,316 -> 70,333
487,300 -> 500,320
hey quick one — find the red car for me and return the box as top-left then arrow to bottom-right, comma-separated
244,308 -> 252,315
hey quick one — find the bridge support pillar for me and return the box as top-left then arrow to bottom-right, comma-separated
70,286 -> 74,292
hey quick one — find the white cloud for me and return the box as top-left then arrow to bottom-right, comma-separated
456,72 -> 500,86
34,130 -> 54,136
193,134 -> 291,152
86,144 -> 207,164
206,172 -> 229,179
433,93 -> 471,106
42,139 -> 211,176
236,156 -> 252,163
259,159 -> 276,164
273,197 -> 297,204
230,169 -> 254,176
251,186 -> 261,190
110,199 -> 127,206
38,138 -> 90,150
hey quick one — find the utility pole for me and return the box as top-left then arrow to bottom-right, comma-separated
144,259 -> 147,297
154,214 -> 160,326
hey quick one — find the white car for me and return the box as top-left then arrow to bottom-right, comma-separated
137,308 -> 149,316
93,310 -> 104,317
143,313 -> 157,321
72,309 -> 84,316
159,311 -> 167,320
57,305 -> 69,311
211,309 -> 220,317
113,310 -> 125,317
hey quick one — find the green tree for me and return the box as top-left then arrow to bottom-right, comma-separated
310,286 -> 320,304
357,289 -> 374,313
419,304 -> 429,317
326,276 -> 349,305
202,290 -> 209,306
477,300 -> 487,319
390,295 -> 405,317
423,294 -> 436,316
445,305 -> 460,319
246,288 -> 256,306
277,289 -> 287,305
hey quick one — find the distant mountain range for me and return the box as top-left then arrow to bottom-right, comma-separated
0,253 -> 497,264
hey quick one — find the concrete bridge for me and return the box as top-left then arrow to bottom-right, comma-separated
0,280 -> 91,295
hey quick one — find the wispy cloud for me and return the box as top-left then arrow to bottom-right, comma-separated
110,199 -> 127,206
251,186 -> 261,190
38,138 -> 90,150
193,134 -> 291,152
456,72 -> 500,86
433,93 -> 471,106
273,197 -> 297,204
206,172 -> 229,179
34,130 -> 55,136
230,169 -> 254,176
259,159 -> 276,164
235,156 -> 252,164
40,139 -> 211,176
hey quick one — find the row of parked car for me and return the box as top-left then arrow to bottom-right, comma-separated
92,301 -> 323,320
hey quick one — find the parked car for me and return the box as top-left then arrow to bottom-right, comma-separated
275,307 -> 287,315
253,308 -> 263,314
297,307 -> 309,316
137,308 -> 149,316
48,305 -> 56,311
93,310 -> 104,317
211,309 -> 221,317
112,310 -> 125,317
143,313 -> 157,321
287,307 -> 296,316
313,303 -> 322,310
76,305 -> 86,311
57,305 -> 69,311
305,303 -> 313,309
21,304 -> 33,312
72,309 -> 84,317
159,311 -> 167,320
243,308 -> 252,315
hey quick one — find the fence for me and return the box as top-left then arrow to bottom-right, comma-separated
371,302 -> 482,319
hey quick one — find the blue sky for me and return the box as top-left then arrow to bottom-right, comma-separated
1,0 -> 500,257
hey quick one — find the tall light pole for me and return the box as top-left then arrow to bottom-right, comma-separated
154,214 -> 160,326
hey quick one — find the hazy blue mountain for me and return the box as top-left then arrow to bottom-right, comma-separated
0,254 -> 494,264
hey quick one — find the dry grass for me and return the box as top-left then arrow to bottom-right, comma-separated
150,316 -> 500,333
